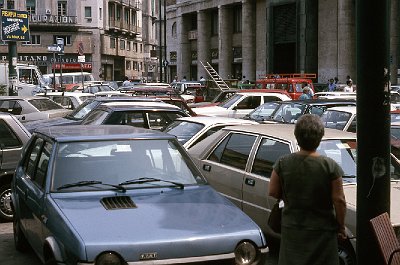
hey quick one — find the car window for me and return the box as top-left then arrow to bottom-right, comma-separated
147,112 -> 183,130
53,96 -> 74,109
309,106 -> 326,116
219,94 -> 243,108
190,125 -> 226,148
81,109 -> 110,125
23,137 -> 44,178
163,121 -> 205,145
34,141 -> 52,189
251,138 -> 291,177
208,133 -> 257,171
236,96 -> 261,109
0,100 -> 23,115
28,98 -> 64,111
69,100 -> 100,119
105,111 -> 146,127
246,102 -> 280,121
0,119 -> 22,148
321,110 -> 352,131
347,115 -> 357,133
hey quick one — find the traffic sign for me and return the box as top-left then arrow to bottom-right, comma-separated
78,55 -> 85,62
0,9 -> 30,41
47,45 -> 61,52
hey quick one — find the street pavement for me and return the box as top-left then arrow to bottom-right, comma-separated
0,221 -> 278,265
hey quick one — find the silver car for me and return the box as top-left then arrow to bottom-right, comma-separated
188,123 -> 400,265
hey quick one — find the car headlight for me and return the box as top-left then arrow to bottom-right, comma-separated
234,241 -> 257,265
96,252 -> 123,265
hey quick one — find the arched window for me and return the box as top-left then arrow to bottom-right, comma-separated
172,22 -> 177,38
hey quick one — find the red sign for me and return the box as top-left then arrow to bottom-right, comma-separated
52,63 -> 92,70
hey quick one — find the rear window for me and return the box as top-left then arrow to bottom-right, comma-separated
28,98 -> 64,111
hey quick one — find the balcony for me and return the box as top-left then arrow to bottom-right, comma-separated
109,0 -> 141,10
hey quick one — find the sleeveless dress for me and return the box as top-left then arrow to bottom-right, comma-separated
273,153 -> 344,265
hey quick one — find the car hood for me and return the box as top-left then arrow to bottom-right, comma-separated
24,116 -> 80,132
192,106 -> 226,114
51,186 -> 265,261
343,180 -> 400,226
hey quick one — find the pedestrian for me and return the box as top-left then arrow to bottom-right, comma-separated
346,75 -> 352,83
268,114 -> 347,265
298,85 -> 312,100
328,78 -> 337,92
122,76 -> 131,87
343,80 -> 354,92
334,77 -> 339,84
181,76 -> 187,82
199,76 -> 206,85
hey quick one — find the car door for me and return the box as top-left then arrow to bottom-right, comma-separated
197,132 -> 257,209
242,137 -> 292,233
16,137 -> 52,254
0,119 -> 24,172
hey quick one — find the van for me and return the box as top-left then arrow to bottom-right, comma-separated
43,72 -> 95,90
255,74 -> 315,100
0,63 -> 49,96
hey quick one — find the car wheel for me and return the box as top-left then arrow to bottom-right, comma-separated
0,184 -> 13,221
13,217 -> 29,252
338,240 -> 356,265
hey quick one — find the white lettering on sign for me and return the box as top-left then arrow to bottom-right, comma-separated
29,15 -> 77,24
3,22 -> 20,35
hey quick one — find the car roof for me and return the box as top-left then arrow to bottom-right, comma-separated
36,92 -> 95,97
174,116 -> 259,125
100,101 -> 181,109
324,105 -> 357,114
276,98 -> 356,105
34,125 -> 173,142
222,123 -> 357,143
0,96 -> 48,100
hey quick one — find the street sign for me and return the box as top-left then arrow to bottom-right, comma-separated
77,55 -> 85,62
47,45 -> 61,52
0,9 -> 30,41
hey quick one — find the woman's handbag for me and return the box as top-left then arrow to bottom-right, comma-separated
268,200 -> 283,234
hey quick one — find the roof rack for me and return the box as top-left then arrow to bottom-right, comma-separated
263,73 -> 317,79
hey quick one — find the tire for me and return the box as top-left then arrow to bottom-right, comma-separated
13,217 -> 29,252
0,183 -> 13,222
338,240 -> 357,265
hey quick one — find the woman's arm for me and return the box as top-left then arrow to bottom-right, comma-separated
332,177 -> 347,240
269,169 -> 282,199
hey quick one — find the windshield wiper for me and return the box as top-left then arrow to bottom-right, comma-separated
119,177 -> 184,189
57,180 -> 126,192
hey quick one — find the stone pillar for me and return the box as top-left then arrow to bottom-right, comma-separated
242,0 -> 256,82
255,0 -> 267,79
218,5 -> 233,80
177,15 -> 190,81
197,10 -> 211,80
390,0 -> 400,84
337,0 -> 356,83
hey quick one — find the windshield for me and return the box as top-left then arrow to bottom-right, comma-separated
163,121 -> 205,144
320,110 -> 352,131
271,103 -> 307,123
52,139 -> 205,192
318,139 -> 400,182
246,102 -> 280,121
67,100 -> 101,120
28,98 -> 64,110
218,94 -> 243,108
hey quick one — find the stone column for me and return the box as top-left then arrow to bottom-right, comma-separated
197,10 -> 211,80
218,5 -> 233,80
177,14 -> 190,81
255,0 -> 267,79
242,0 -> 256,82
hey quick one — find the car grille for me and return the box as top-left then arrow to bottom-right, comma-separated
101,196 -> 137,210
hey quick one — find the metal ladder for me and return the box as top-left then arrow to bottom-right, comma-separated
200,61 -> 230,90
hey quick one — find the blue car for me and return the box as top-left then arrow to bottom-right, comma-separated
11,125 -> 268,265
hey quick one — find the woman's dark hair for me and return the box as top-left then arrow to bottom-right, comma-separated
294,114 -> 324,151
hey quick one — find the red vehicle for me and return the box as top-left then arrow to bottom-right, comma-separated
255,73 -> 316,100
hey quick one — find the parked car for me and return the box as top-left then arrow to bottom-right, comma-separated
23,97 -> 161,133
80,101 -> 190,130
320,106 -> 357,132
163,116 -> 258,149
244,98 -> 357,123
188,123 -> 400,265
94,91 -> 132,97
189,89 -> 240,107
0,96 -> 71,122
313,91 -> 357,100
0,113 -> 31,221
11,125 -> 268,265
193,91 -> 292,118
36,92 -> 95,110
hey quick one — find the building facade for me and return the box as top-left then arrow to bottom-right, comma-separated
0,0 -> 162,82
165,0 -> 400,85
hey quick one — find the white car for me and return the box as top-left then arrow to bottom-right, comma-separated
36,92 -> 95,110
163,116 -> 259,149
314,91 -> 357,100
193,92 -> 292,118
